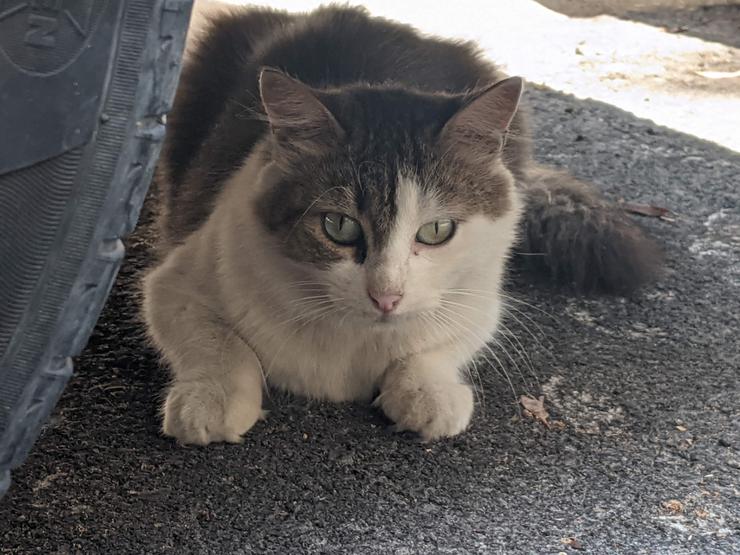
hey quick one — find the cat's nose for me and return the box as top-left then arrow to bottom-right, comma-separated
368,290 -> 403,313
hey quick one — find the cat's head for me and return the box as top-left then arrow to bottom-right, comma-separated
254,68 -> 524,324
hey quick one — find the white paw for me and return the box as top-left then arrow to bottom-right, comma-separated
377,373 -> 474,441
162,379 -> 263,446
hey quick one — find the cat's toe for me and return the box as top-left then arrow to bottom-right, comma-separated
162,379 -> 261,446
379,379 -> 474,441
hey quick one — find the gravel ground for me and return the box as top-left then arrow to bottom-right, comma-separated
0,84 -> 738,554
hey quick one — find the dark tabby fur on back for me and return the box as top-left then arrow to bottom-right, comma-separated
143,4 -> 662,446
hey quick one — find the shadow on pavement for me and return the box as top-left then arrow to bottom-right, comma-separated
537,0 -> 740,48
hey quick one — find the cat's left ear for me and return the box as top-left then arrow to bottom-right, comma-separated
259,67 -> 345,157
439,76 -> 524,158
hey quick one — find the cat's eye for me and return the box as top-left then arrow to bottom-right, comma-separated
322,213 -> 362,245
416,219 -> 456,246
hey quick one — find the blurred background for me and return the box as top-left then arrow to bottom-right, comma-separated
195,0 -> 740,152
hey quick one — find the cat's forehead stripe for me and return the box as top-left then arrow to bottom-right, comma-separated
353,162 -> 398,250
386,174 -> 422,258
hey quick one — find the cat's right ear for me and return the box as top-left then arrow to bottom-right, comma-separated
259,68 -> 344,157
439,76 -> 524,161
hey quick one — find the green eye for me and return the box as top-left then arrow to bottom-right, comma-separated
416,219 -> 456,245
322,213 -> 362,245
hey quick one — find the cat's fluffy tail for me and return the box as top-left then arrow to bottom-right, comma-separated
515,165 -> 662,295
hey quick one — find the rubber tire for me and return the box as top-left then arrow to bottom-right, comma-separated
0,0 -> 193,499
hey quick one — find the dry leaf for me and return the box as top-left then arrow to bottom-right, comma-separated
621,202 -> 675,222
551,420 -> 567,431
663,499 -> 684,514
667,25 -> 689,34
520,395 -> 550,428
561,537 -> 584,550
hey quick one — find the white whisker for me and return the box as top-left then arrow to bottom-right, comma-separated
434,305 -> 519,403
438,297 -> 539,393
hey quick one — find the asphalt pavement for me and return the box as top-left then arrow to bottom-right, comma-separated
0,85 -> 738,554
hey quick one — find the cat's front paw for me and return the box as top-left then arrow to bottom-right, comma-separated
377,373 -> 474,441
163,379 -> 262,446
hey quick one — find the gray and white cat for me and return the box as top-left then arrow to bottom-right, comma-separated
143,5 -> 660,445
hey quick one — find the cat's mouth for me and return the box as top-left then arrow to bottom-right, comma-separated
376,313 -> 397,324
360,309 -> 401,325
371,309 -> 421,325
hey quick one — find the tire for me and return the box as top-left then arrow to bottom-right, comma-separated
0,0 -> 194,499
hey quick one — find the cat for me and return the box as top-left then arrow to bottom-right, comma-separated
142,4 -> 660,445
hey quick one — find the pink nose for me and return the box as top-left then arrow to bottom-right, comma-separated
369,291 -> 403,313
